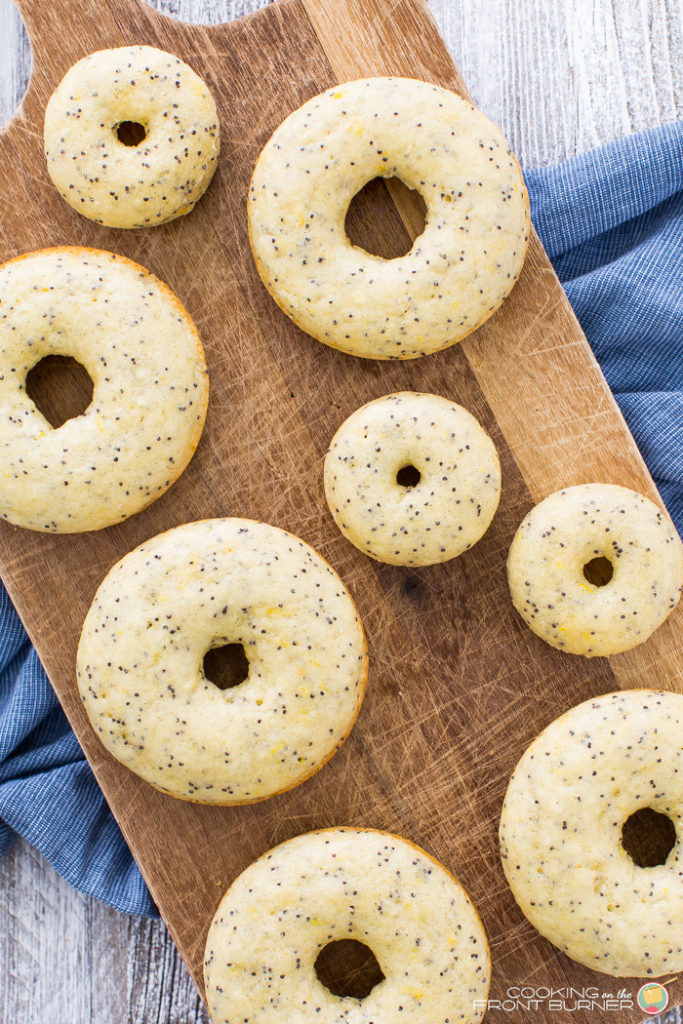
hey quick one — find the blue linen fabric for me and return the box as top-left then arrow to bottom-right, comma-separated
0,122 -> 682,917
525,121 -> 683,532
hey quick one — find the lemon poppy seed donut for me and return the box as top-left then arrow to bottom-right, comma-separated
44,46 -> 220,228
204,827 -> 491,1024
507,483 -> 682,656
248,77 -> 529,360
324,392 -> 501,566
499,689 -> 683,977
0,246 -> 208,533
77,518 -> 368,804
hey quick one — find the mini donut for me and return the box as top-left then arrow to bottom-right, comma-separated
499,689 -> 683,977
324,392 -> 501,566
248,76 -> 529,360
0,246 -> 208,533
204,827 -> 490,1024
44,46 -> 220,228
77,518 -> 368,804
507,483 -> 682,656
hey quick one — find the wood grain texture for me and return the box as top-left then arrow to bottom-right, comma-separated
0,1 -> 682,1023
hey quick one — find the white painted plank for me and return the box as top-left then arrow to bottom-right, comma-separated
0,838 -> 211,1023
0,0 -> 31,126
0,1 -> 681,1022
428,0 -> 683,167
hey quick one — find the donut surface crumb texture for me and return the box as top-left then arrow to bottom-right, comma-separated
44,45 -> 219,228
507,483 -> 682,656
0,246 -> 208,533
77,518 -> 368,804
204,827 -> 490,1024
248,77 -> 529,359
324,391 -> 501,565
500,689 -> 683,977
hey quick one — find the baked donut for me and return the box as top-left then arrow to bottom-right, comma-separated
507,483 -> 682,656
77,518 -> 368,804
248,77 -> 529,360
499,689 -> 683,977
0,246 -> 208,533
44,46 -> 219,228
204,827 -> 490,1024
324,392 -> 500,566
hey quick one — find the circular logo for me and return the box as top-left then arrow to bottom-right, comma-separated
637,984 -> 669,1015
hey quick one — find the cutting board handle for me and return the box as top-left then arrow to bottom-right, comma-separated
10,0 -> 206,95
12,0 -> 111,63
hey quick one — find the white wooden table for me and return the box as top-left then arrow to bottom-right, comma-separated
0,1 -> 681,1021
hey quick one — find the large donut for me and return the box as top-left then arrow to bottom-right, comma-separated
248,77 -> 529,359
0,247 -> 208,533
77,518 -> 368,804
324,392 -> 501,565
44,46 -> 220,228
204,827 -> 490,1024
499,689 -> 683,977
507,483 -> 682,656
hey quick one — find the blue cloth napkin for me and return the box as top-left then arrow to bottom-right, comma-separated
526,122 -> 683,529
1,122 -> 682,918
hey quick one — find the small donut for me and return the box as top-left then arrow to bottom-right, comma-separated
0,246 -> 208,533
499,689 -> 683,977
44,46 -> 220,228
324,392 -> 501,566
248,77 -> 529,360
507,483 -> 682,656
77,518 -> 368,804
204,827 -> 490,1024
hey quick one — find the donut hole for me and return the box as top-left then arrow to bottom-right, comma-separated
116,120 -> 147,147
25,355 -> 94,428
314,939 -> 385,999
345,177 -> 426,259
583,556 -> 613,587
396,464 -> 421,488
203,643 -> 250,690
621,807 -> 677,868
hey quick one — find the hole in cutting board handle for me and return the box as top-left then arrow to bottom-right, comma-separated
136,0 -> 267,25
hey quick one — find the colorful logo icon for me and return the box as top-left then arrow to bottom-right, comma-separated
637,983 -> 669,1015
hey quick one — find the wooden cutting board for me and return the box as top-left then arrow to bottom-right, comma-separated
1,0 -> 681,1020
